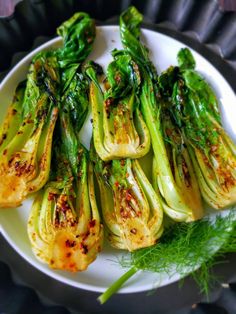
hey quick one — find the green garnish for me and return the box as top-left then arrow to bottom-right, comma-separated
98,208 -> 236,303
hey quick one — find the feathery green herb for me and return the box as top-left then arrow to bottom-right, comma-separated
98,208 -> 236,304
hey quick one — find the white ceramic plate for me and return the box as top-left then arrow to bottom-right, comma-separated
0,26 -> 235,294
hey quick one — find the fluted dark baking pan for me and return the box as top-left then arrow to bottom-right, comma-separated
1,0 -> 236,84
0,1 -> 236,313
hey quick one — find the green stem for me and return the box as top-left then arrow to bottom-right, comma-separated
97,267 -> 138,304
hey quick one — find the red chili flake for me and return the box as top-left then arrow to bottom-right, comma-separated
3,149 -> 7,155
115,181 -> 119,187
61,201 -> 70,212
54,216 -> 59,227
105,98 -> 113,107
66,252 -> 72,258
65,239 -> 76,248
120,208 -> 128,218
25,164 -> 34,174
89,219 -> 96,228
115,73 -> 122,83
69,263 -> 76,269
80,243 -> 88,254
82,231 -> 90,241
105,98 -> 113,118
48,192 -> 55,201
11,157 -> 18,167
126,191 -> 132,201
70,220 -> 77,227
14,161 -> 20,169
137,211 -> 142,217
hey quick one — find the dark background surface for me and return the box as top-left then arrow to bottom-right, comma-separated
0,1 -> 236,313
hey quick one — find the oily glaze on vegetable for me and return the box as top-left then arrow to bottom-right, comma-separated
172,48 -> 236,209
119,6 -> 203,221
85,52 -> 150,161
0,53 -> 59,208
0,12 -> 96,209
27,12 -> 103,272
28,68 -> 103,271
90,143 -> 163,251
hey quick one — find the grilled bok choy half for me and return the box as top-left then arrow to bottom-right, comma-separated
0,53 -> 59,208
85,52 -> 150,161
0,11 -> 96,208
28,70 -> 103,272
171,48 -> 236,209
91,144 -> 163,251
152,99 -> 203,222
120,7 -> 203,221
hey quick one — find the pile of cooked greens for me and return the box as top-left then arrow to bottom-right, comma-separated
0,6 -> 236,303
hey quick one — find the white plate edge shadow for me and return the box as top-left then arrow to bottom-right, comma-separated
0,25 -> 235,294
